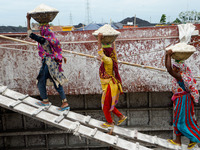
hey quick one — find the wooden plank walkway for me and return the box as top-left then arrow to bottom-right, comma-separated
0,85 -> 199,150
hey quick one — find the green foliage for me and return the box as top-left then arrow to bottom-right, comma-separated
179,11 -> 200,23
160,14 -> 166,24
173,18 -> 182,24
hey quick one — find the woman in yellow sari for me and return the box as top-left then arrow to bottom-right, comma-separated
97,33 -> 127,128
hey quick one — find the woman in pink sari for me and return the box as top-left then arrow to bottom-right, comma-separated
27,13 -> 69,111
165,50 -> 200,149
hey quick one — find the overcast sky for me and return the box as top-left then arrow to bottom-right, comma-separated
1,0 -> 199,26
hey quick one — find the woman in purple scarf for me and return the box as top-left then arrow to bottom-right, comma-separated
26,13 -> 69,111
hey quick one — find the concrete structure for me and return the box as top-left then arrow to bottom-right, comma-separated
0,25 -> 200,149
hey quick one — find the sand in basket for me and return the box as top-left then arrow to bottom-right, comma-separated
28,4 -> 59,23
166,43 -> 196,61
92,24 -> 120,44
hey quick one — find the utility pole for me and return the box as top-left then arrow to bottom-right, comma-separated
168,16 -> 171,23
85,0 -> 91,25
69,12 -> 73,26
134,14 -> 136,27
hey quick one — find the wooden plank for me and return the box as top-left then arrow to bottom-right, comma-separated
32,107 -> 44,116
90,128 -> 98,137
0,95 -> 16,107
55,109 -> 70,123
9,100 -> 22,108
15,103 -> 38,115
3,88 -> 25,100
0,92 -> 152,150
0,86 -> 7,94
0,89 -> 177,149
18,94 -> 29,100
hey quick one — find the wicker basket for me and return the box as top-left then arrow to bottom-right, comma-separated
29,11 -> 59,23
171,52 -> 194,61
93,34 -> 119,44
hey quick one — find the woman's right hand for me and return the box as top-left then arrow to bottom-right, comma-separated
26,13 -> 31,30
63,57 -> 67,64
166,49 -> 173,56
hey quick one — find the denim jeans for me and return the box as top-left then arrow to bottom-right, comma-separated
37,61 -> 66,100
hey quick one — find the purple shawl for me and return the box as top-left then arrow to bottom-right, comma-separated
38,24 -> 63,72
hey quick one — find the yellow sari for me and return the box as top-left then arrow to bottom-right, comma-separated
98,49 -> 123,111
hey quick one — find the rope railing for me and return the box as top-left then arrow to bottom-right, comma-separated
0,34 -> 168,72
1,34 -> 199,58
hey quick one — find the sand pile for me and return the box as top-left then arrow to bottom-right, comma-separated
28,4 -> 59,23
166,43 -> 196,60
92,24 -> 120,36
92,24 -> 120,44
166,43 -> 196,52
28,4 -> 58,14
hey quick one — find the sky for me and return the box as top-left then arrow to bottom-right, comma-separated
0,0 -> 199,27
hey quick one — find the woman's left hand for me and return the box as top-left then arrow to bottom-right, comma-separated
26,13 -> 31,20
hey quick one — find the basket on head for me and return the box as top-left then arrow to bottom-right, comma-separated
28,4 -> 59,24
166,43 -> 196,61
171,52 -> 194,60
92,24 -> 120,45
93,34 -> 119,45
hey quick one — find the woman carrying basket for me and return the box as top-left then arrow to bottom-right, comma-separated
97,33 -> 127,128
26,13 -> 69,111
165,50 -> 200,149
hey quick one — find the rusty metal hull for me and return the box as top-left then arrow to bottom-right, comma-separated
0,25 -> 200,95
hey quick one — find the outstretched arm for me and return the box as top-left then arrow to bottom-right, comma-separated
165,50 -> 182,81
113,41 -> 116,50
97,33 -> 103,61
26,13 -> 46,45
98,33 -> 103,50
26,13 -> 31,30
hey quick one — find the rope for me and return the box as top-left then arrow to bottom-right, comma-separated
0,35 -> 180,57
0,34 -> 168,72
0,35 -> 37,46
0,46 -> 37,53
1,42 -> 167,57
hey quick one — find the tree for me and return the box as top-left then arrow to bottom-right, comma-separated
173,18 -> 182,24
179,12 -> 187,23
179,11 -> 199,23
160,14 -> 166,24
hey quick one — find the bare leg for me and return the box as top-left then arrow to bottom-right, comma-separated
119,115 -> 126,120
60,99 -> 69,108
173,135 -> 181,145
41,100 -> 50,104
